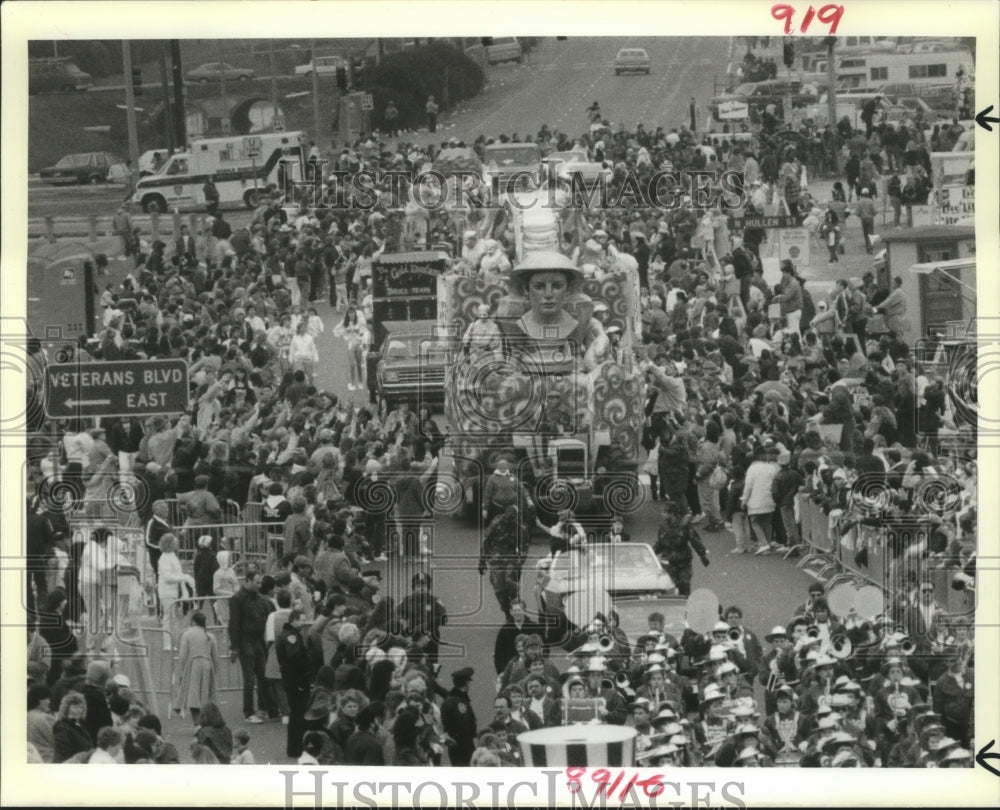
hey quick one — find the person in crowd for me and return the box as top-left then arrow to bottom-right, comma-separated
176,611 -> 220,725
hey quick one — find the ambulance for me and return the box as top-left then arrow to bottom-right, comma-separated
129,131 -> 306,213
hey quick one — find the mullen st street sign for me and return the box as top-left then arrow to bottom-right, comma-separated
44,359 -> 189,419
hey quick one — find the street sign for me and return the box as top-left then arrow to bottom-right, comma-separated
728,214 -> 798,229
44,359 -> 189,419
244,136 -> 263,158
361,93 -> 374,111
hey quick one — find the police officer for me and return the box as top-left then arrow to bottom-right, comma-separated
654,495 -> 710,596
398,571 -> 448,666
440,667 -> 477,766
275,609 -> 312,759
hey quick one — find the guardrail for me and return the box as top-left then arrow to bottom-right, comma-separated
28,212 -> 210,243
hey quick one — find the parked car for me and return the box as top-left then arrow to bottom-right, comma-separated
185,61 -> 255,83
614,48 -> 651,75
485,36 -> 523,65
38,152 -> 119,185
28,59 -> 92,94
293,55 -> 347,77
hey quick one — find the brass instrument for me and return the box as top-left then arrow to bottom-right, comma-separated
727,628 -> 742,643
600,677 -> 616,692
615,671 -> 631,688
806,625 -> 821,639
899,637 -> 917,656
830,635 -> 853,660
597,635 -> 616,654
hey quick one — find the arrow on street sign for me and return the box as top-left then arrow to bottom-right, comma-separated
65,399 -> 112,408
975,105 -> 1000,132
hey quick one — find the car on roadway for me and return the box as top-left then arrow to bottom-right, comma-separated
38,152 -> 120,185
293,55 -> 347,78
539,542 -> 678,619
485,37 -> 524,65
185,61 -> 256,83
483,141 -> 544,190
544,149 -> 612,183
373,321 -> 448,413
614,48 -> 651,75
28,59 -> 92,94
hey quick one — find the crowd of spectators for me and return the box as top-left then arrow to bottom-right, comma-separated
24,88 -> 975,767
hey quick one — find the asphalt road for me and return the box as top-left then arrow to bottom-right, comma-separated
42,36 -> 824,764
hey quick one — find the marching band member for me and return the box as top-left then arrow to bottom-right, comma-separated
763,685 -> 803,761
722,605 -> 763,680
759,625 -> 798,715
694,684 -> 730,764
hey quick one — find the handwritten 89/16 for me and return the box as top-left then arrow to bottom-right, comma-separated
771,4 -> 845,35
566,768 -> 665,802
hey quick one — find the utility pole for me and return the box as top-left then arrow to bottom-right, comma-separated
219,59 -> 227,105
158,43 -> 175,155
121,41 -> 140,172
170,39 -> 186,148
311,39 -> 321,144
825,36 -> 839,174
269,46 -> 280,131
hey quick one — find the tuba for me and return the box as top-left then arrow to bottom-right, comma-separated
830,635 -> 853,659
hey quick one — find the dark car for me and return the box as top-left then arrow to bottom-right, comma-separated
38,152 -> 119,185
28,59 -> 92,94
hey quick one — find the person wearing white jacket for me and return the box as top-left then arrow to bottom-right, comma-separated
287,320 -> 320,383
79,527 -> 123,654
740,446 -> 780,555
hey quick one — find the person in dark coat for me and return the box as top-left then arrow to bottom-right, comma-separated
440,667 -> 477,766
38,590 -> 79,686
493,598 -> 545,675
345,703 -> 386,764
276,610 -> 312,758
397,571 -> 448,666
228,568 -> 276,721
52,692 -> 93,763
79,661 -> 114,744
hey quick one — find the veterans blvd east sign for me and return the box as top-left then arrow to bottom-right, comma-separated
45,359 -> 189,418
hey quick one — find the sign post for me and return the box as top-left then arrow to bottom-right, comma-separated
44,359 -> 189,419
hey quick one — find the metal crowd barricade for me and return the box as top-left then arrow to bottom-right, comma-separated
795,494 -> 841,583
174,521 -> 273,572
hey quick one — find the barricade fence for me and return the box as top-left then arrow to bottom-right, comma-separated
796,495 -> 974,622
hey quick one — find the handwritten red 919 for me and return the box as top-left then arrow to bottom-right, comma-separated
566,768 -> 666,802
771,3 -> 845,35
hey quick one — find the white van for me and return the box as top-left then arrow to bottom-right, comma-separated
130,131 -> 306,213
